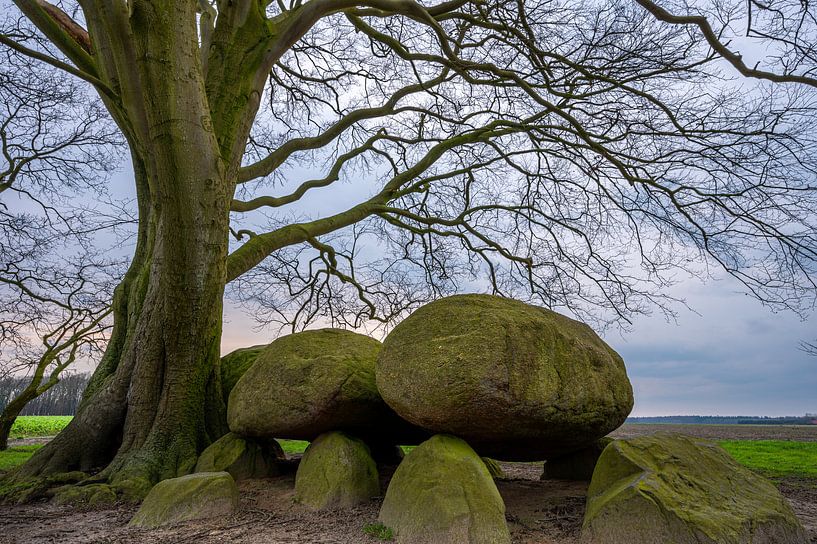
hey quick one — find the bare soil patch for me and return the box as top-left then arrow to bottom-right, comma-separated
0,463 -> 586,544
612,423 -> 817,442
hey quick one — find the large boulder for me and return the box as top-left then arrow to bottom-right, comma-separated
220,345 -> 265,404
228,328 -> 424,444
129,472 -> 239,528
195,432 -> 284,481
295,431 -> 380,509
379,434 -> 510,544
582,433 -> 807,543
376,294 -> 633,460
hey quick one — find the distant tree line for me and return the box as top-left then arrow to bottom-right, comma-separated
627,415 -> 817,426
0,374 -> 89,416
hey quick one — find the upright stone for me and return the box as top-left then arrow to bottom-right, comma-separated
195,432 -> 284,480
582,433 -> 807,543
379,434 -> 510,544
129,472 -> 239,528
294,431 -> 380,509
377,294 -> 633,460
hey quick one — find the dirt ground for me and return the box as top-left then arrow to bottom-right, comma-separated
1,424 -> 815,544
611,423 -> 817,442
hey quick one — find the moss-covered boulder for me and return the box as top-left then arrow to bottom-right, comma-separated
195,432 -> 284,481
220,345 -> 265,404
129,472 -> 239,528
379,434 -> 510,544
582,433 -> 807,543
542,438 -> 612,481
377,294 -> 633,460
51,483 -> 117,506
294,431 -> 379,509
228,328 -> 424,443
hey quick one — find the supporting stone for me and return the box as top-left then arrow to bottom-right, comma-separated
294,431 -> 379,509
379,434 -> 510,544
129,472 -> 238,528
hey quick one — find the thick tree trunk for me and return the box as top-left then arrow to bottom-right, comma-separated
10,165 -> 230,498
3,0 -> 255,503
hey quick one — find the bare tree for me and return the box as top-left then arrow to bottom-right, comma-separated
0,17 -> 124,450
0,0 -> 814,500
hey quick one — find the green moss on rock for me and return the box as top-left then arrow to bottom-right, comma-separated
376,294 -> 633,461
52,483 -> 117,506
542,438 -> 612,481
228,328 -> 424,443
379,434 -> 510,544
481,457 -> 505,479
195,432 -> 283,481
128,472 -> 238,528
220,345 -> 266,404
294,431 -> 379,509
582,433 -> 807,543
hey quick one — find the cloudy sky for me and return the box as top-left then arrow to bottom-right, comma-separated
217,166 -> 817,418
221,270 -> 816,418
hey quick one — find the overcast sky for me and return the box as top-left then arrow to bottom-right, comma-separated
222,271 -> 816,418
217,167 -> 817,418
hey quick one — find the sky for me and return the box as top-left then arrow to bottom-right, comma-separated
217,165 -> 817,418
221,266 -> 817,418
4,2 -> 815,418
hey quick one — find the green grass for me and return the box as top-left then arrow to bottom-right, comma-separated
363,522 -> 394,540
279,439 -> 309,455
9,416 -> 72,439
0,444 -> 43,472
718,440 -> 817,479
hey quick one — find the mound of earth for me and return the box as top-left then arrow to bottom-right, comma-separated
376,294 -> 633,460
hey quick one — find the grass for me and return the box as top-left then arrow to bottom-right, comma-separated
279,439 -> 309,455
9,416 -> 72,439
718,440 -> 817,479
0,444 -> 43,472
363,522 -> 394,540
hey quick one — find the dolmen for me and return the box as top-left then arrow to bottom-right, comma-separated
164,293 -> 805,543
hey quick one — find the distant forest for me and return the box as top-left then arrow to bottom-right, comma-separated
0,374 -> 90,416
627,415 -> 817,425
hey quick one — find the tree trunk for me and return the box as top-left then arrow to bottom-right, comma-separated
11,159 -> 231,498
8,12 -> 234,488
3,1 -> 255,502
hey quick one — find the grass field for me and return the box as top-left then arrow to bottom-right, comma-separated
0,445 -> 42,472
9,416 -> 73,439
2,417 -> 815,479
719,440 -> 817,478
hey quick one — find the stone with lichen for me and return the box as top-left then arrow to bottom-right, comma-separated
128,472 -> 238,528
195,432 -> 284,480
228,328 -> 425,445
379,434 -> 510,544
294,431 -> 379,510
582,432 -> 807,543
376,294 -> 633,461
